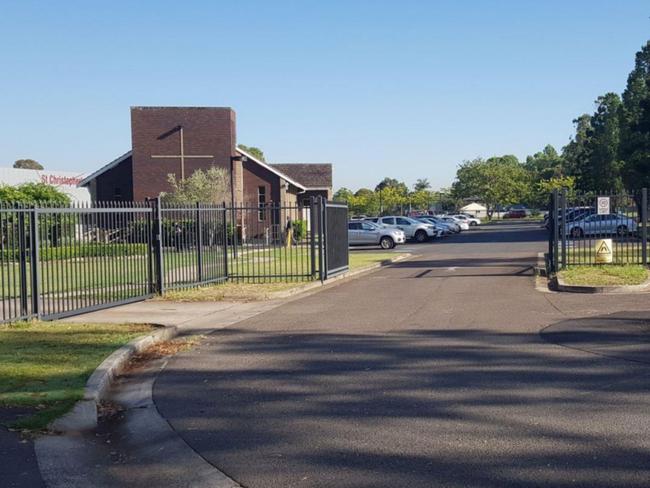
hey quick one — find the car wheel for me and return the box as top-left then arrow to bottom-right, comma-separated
570,227 -> 584,238
380,236 -> 395,249
470,221 -> 477,226
415,230 -> 427,243
617,225 -> 628,236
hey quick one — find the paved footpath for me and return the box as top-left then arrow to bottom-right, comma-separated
154,222 -> 650,488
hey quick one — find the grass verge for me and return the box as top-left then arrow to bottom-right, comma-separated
0,321 -> 153,431
161,252 -> 404,302
558,265 -> 649,286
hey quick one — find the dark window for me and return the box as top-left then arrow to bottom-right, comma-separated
302,198 -> 311,207
396,218 -> 411,225
258,186 -> 266,221
114,187 -> 122,200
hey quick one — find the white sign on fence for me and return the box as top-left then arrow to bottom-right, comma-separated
597,196 -> 610,215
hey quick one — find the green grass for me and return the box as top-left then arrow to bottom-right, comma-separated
162,252 -> 405,301
0,321 -> 153,430
349,252 -> 400,270
559,265 -> 649,286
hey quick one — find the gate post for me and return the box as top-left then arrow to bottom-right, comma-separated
29,205 -> 40,318
152,197 -> 164,294
196,202 -> 203,283
552,189 -> 560,273
17,206 -> 29,317
642,188 -> 647,265
309,197 -> 317,278
560,188 -> 567,270
222,202 -> 229,280
318,197 -> 326,282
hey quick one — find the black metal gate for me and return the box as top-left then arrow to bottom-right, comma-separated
1,198 -> 349,323
547,188 -> 648,273
323,201 -> 349,278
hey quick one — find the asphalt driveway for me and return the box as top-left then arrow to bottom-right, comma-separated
154,222 -> 650,488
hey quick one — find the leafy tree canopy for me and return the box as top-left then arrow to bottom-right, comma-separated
237,144 -> 266,162
13,159 -> 44,170
413,178 -> 431,192
0,182 -> 70,204
162,167 -> 230,204
375,177 -> 408,195
333,187 -> 353,202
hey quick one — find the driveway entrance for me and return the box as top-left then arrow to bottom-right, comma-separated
155,222 -> 650,488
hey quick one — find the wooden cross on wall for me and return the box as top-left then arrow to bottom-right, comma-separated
151,125 -> 214,180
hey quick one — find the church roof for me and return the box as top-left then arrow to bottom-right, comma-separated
270,164 -> 332,190
235,147 -> 307,191
78,151 -> 132,187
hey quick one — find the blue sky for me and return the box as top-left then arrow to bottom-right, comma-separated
0,1 -> 648,191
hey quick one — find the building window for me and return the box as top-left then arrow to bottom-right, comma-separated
114,187 -> 122,200
258,186 -> 266,221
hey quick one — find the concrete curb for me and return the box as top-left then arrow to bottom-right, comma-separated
49,325 -> 178,433
267,253 -> 413,299
534,252 -> 548,277
553,275 -> 650,294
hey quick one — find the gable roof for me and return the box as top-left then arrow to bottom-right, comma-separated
235,147 -> 306,191
270,163 -> 332,189
78,151 -> 132,187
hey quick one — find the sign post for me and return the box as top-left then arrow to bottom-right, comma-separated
595,238 -> 613,264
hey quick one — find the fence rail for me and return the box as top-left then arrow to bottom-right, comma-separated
1,198 -> 348,323
547,188 -> 649,272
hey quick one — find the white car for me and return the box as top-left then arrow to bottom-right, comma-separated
437,215 -> 469,231
451,214 -> 481,226
366,216 -> 439,242
565,213 -> 638,238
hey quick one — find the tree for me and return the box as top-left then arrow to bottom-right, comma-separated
0,182 -> 69,204
333,187 -> 353,202
562,114 -> 593,186
535,176 -> 576,204
349,188 -> 378,216
162,167 -> 230,204
452,156 -> 529,219
586,93 -> 623,191
619,41 -> 650,190
413,178 -> 431,192
375,177 -> 408,195
524,145 -> 565,181
13,159 -> 44,170
237,144 -> 266,162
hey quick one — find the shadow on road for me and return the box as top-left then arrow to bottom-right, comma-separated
154,315 -> 650,488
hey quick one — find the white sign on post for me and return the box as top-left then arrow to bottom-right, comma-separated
597,196 -> 610,215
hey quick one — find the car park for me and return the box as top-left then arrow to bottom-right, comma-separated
365,216 -> 439,242
348,220 -> 406,249
565,213 -> 638,237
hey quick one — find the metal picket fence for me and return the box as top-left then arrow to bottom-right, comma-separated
1,197 -> 348,323
547,188 -> 649,272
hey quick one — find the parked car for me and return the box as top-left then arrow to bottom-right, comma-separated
450,214 -> 481,226
365,216 -> 438,242
565,213 -> 637,237
504,209 -> 527,219
544,206 -> 595,229
348,220 -> 405,249
414,216 -> 455,235
437,215 -> 469,231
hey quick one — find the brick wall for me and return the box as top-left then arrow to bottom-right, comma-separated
130,107 -> 236,200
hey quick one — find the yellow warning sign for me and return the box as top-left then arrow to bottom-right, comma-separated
595,238 -> 613,264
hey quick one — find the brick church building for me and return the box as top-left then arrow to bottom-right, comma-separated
79,107 -> 332,207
